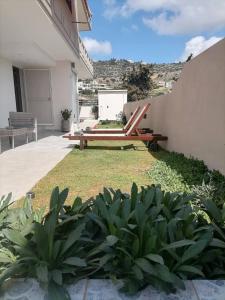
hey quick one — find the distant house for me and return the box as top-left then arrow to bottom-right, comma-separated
98,90 -> 127,121
0,0 -> 93,130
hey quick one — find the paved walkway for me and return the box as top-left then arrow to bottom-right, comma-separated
0,120 -> 98,202
0,131 -> 76,202
1,279 -> 224,300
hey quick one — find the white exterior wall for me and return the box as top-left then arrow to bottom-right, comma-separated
51,61 -> 77,130
98,90 -> 127,121
0,57 -> 16,127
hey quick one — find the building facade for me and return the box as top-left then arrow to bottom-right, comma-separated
0,0 -> 93,130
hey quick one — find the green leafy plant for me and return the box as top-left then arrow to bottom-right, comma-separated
148,151 -> 225,206
1,184 -> 225,299
85,185 -> 214,294
117,111 -> 127,125
0,188 -> 94,299
91,105 -> 98,120
61,109 -> 72,121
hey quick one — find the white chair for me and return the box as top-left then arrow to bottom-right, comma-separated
8,112 -> 37,142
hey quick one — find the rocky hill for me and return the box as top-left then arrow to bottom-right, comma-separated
79,60 -> 184,103
93,59 -> 184,87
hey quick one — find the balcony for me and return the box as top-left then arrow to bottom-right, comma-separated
79,36 -> 93,78
38,0 -> 79,56
38,0 -> 93,77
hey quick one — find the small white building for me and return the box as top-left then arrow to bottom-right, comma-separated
98,90 -> 127,121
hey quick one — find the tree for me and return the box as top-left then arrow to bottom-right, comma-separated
122,64 -> 155,102
186,53 -> 193,62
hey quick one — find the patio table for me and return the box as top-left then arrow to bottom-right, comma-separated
0,127 -> 28,153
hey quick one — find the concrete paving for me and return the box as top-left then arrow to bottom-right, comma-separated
0,119 -> 98,202
0,130 -> 77,202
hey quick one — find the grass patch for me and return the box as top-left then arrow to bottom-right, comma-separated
30,141 -> 155,209
148,150 -> 225,204
96,121 -> 123,129
18,145 -> 225,210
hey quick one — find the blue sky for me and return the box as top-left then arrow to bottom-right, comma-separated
81,0 -> 225,63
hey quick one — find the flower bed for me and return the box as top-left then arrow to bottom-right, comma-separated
1,184 -> 225,299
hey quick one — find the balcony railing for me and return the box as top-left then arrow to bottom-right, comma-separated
79,36 -> 93,75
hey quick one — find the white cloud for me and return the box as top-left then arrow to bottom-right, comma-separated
179,36 -> 223,61
103,0 -> 225,35
83,38 -> 112,55
103,0 -> 121,20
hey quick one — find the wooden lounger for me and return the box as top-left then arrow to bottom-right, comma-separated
64,105 -> 167,150
83,105 -> 141,134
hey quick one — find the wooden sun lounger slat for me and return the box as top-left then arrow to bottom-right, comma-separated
66,134 -> 167,141
83,128 -> 153,134
83,106 -> 142,134
63,104 -> 167,150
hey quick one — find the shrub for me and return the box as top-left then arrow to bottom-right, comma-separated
1,184 -> 225,299
91,105 -> 98,119
148,151 -> 225,206
117,111 -> 127,125
61,109 -> 72,121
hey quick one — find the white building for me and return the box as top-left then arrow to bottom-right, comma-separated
0,0 -> 93,130
98,90 -> 127,121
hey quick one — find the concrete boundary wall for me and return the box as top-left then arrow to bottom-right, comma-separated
124,39 -> 225,175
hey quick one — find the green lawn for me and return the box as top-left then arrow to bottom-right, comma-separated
96,121 -> 123,129
21,120 -> 225,209
31,141 -> 155,209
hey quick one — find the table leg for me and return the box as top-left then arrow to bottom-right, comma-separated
0,138 -> 1,154
12,136 -> 14,149
26,133 -> 29,144
80,140 -> 84,150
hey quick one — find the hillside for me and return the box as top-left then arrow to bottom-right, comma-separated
94,59 -> 183,80
78,60 -> 184,103
93,59 -> 183,91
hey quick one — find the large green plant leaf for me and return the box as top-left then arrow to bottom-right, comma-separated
106,235 -> 118,246
154,264 -> 175,283
145,254 -> 164,265
34,223 -> 49,261
45,281 -> 71,300
131,183 -> 138,210
3,229 -> 28,248
36,264 -> 48,283
63,257 -> 86,267
162,240 -> 195,250
182,239 -> 209,263
61,223 -> 85,255
177,265 -> 204,277
203,199 -> 222,222
135,258 -> 157,276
